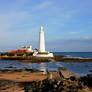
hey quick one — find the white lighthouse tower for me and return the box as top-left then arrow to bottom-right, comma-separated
39,26 -> 45,52
34,26 -> 54,57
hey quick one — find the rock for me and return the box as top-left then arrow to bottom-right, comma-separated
89,70 -> 92,72
70,76 -> 76,81
58,67 -> 76,79
79,74 -> 92,87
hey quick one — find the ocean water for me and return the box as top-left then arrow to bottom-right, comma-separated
53,52 -> 92,58
0,52 -> 92,76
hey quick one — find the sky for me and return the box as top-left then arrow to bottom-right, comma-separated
0,0 -> 92,52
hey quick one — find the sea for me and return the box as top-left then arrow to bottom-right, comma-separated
0,52 -> 92,76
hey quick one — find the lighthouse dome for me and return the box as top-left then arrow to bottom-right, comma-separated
40,26 -> 44,31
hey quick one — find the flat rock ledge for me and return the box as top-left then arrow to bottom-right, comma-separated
0,55 -> 92,62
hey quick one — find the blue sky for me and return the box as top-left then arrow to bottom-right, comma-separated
0,0 -> 92,52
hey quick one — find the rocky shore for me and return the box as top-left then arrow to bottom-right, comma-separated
0,68 -> 92,92
54,55 -> 92,62
0,55 -> 92,62
22,75 -> 92,92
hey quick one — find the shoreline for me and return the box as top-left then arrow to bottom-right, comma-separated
0,68 -> 92,92
0,67 -> 76,82
0,55 -> 92,62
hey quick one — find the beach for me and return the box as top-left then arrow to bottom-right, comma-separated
0,68 -> 92,92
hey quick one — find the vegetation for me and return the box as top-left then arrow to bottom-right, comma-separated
37,52 -> 49,54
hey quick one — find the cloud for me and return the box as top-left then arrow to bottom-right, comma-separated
33,1 -> 52,10
0,0 -> 92,52
0,11 -> 30,46
83,37 -> 92,40
75,37 -> 92,41
46,38 -> 92,52
69,32 -> 78,34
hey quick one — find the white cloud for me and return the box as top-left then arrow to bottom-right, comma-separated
64,10 -> 77,19
0,11 -> 30,45
33,1 -> 52,10
84,37 -> 92,40
69,32 -> 78,34
72,37 -> 92,41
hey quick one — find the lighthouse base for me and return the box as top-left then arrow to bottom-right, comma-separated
34,52 -> 54,57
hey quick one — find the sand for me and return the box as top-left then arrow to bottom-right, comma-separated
0,67 -> 77,92
0,72 -> 47,82
0,71 -> 59,92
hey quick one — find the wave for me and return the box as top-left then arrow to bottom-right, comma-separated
65,55 -> 91,59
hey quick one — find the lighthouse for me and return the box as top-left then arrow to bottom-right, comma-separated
39,26 -> 45,52
34,26 -> 54,57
